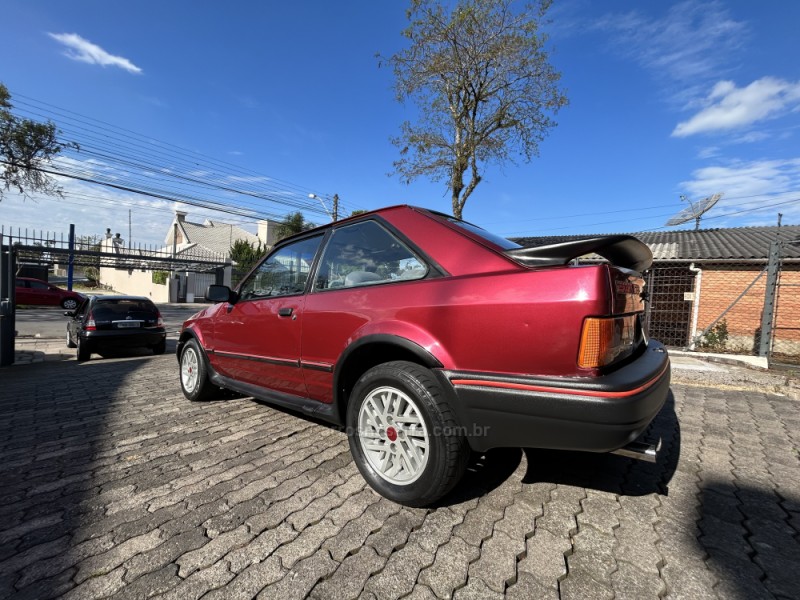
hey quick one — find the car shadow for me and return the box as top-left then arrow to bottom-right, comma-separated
243,389 -> 680,505
692,478 -> 798,598
520,390 -> 681,497
89,339 -> 179,361
438,390 -> 681,504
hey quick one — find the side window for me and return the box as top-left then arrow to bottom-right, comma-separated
15,279 -> 27,288
314,221 -> 427,291
29,281 -> 49,290
239,235 -> 322,300
76,299 -> 89,317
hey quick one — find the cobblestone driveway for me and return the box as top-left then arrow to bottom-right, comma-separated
1,355 -> 798,599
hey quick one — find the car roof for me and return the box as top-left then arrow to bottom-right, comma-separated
91,295 -> 154,303
277,205 -> 427,243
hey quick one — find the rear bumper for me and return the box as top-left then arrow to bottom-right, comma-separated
83,329 -> 166,350
440,341 -> 671,453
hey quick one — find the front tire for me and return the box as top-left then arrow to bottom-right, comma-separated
62,298 -> 79,310
180,339 -> 216,401
347,361 -> 469,507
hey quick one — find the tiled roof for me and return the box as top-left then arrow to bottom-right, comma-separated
512,225 -> 800,261
179,220 -> 261,258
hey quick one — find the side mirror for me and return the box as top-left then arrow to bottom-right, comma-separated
207,284 -> 236,304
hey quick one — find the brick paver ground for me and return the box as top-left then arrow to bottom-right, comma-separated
1,354 -> 798,599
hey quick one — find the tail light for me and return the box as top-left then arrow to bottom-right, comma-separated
578,315 -> 637,368
85,312 -> 97,331
157,311 -> 164,327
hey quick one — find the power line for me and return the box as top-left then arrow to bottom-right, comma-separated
7,90 -> 366,218
493,193 -> 800,236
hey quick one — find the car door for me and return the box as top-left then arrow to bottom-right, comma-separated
15,279 -> 31,305
209,234 -> 323,397
26,279 -> 58,305
303,220 -> 430,403
69,297 -> 90,341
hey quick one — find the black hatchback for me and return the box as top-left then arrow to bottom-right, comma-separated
66,296 -> 167,361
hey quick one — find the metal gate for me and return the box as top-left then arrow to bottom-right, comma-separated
644,264 -> 695,348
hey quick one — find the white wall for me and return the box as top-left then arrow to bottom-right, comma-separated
98,265 -> 171,302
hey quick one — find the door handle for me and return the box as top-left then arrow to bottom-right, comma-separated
278,307 -> 294,317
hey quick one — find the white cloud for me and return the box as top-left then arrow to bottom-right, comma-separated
733,131 -> 771,144
697,146 -> 720,159
673,77 -> 800,137
682,158 -> 800,198
593,1 -> 747,95
48,33 -> 142,74
679,158 -> 800,225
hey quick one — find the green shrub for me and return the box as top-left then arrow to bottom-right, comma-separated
701,319 -> 729,351
152,270 -> 169,285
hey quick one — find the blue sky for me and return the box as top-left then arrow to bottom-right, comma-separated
2,0 -> 800,247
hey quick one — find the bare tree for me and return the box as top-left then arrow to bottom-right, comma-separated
385,0 -> 567,219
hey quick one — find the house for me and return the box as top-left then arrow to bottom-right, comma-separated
164,211 -> 279,260
513,225 -> 800,360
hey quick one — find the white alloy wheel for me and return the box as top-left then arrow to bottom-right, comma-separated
181,346 -> 200,393
358,385 -> 430,485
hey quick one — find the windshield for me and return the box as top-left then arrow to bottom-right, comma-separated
443,216 -> 521,250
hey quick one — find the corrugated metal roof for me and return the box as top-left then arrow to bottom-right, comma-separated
512,225 -> 800,261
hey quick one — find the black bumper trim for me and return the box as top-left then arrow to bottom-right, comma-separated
439,341 -> 671,453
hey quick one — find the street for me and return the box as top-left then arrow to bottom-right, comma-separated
1,353 -> 798,599
13,303 -> 208,340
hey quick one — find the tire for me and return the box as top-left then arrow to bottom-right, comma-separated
62,298 -> 79,310
66,327 -> 77,348
179,339 -> 217,401
76,336 -> 91,361
152,340 -> 166,355
347,361 -> 470,507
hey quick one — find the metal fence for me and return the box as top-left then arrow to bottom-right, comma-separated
643,240 -> 800,364
0,225 -> 229,273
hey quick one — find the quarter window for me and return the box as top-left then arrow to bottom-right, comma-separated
239,235 -> 322,300
314,221 -> 427,290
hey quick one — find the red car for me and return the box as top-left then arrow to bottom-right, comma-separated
177,205 -> 670,506
16,277 -> 85,310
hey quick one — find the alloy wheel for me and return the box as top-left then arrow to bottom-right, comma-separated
357,385 -> 430,485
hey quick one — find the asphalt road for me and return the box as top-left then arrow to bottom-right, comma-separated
13,303 -> 209,340
1,352 -> 798,598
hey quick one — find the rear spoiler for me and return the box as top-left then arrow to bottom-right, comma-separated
506,235 -> 653,273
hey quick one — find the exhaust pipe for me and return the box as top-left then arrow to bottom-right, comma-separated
611,437 -> 661,463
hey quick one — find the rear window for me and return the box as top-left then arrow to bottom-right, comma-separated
93,299 -> 157,320
443,216 -> 521,250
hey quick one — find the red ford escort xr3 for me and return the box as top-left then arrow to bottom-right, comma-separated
178,206 -> 670,506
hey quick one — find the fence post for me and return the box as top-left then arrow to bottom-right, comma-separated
758,240 -> 781,357
67,224 -> 75,291
0,235 -> 16,367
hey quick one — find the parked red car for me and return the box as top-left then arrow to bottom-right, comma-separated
15,277 -> 85,310
177,205 -> 670,506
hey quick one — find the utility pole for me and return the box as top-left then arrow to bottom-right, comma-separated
129,209 -> 132,248
333,194 -> 339,222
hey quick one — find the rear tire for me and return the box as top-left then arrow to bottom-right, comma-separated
180,339 -> 217,401
76,337 -> 91,361
347,361 -> 469,507
152,340 -> 166,355
66,327 -> 77,348
62,298 -> 79,310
